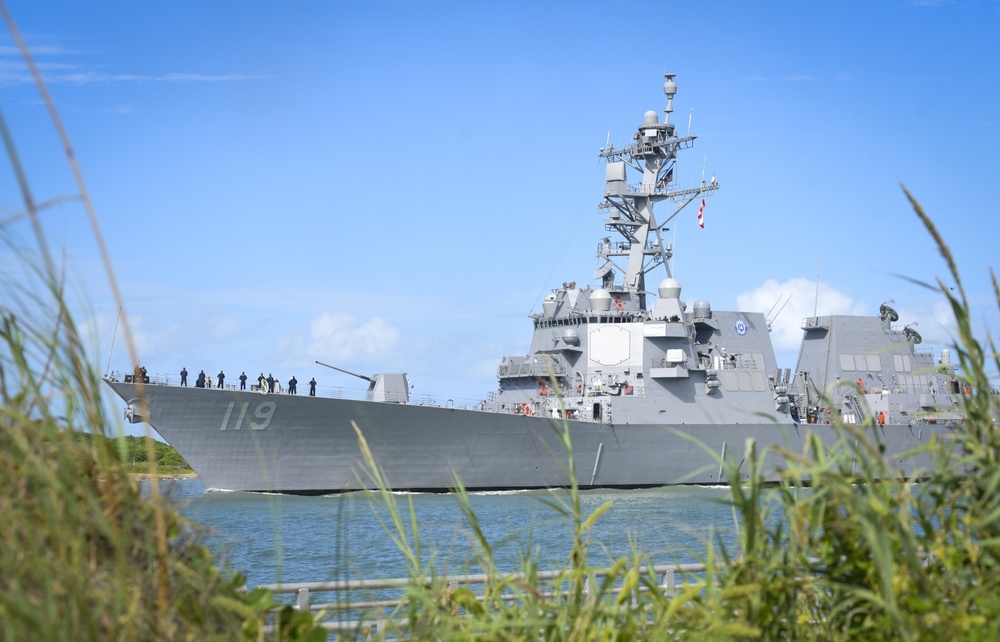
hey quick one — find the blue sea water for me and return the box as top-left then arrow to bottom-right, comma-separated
156,480 -> 741,589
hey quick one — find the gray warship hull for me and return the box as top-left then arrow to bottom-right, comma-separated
106,380 -> 945,493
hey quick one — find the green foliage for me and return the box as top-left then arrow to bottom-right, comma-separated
0,250 -> 324,640
682,189 -> 1000,641
73,432 -> 191,470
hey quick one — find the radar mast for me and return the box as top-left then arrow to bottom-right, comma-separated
597,74 -> 719,310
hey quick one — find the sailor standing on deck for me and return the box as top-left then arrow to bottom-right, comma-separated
258,373 -> 266,390
180,367 -> 188,386
288,376 -> 297,395
239,372 -> 247,390
309,378 -> 316,396
217,371 -> 225,389
267,374 -> 275,393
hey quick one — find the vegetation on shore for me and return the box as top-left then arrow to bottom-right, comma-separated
75,432 -> 194,475
0,249 -> 321,640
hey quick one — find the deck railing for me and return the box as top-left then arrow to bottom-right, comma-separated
107,370 -> 487,410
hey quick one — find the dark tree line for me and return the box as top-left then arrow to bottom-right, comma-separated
75,432 -> 189,469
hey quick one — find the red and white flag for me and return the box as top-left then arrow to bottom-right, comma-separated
698,199 -> 705,229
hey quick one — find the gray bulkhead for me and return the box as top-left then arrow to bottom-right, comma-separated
793,311 -> 959,424
496,280 -> 787,426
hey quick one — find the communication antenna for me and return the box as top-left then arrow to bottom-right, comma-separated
701,154 -> 707,185
105,306 -> 122,376
766,293 -> 793,331
813,237 -> 823,317
687,108 -> 693,137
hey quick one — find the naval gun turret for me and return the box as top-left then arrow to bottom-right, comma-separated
316,360 -> 410,403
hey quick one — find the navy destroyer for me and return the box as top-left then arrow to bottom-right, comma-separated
104,75 -> 961,493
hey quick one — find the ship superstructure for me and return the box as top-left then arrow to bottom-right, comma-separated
104,76 -> 960,493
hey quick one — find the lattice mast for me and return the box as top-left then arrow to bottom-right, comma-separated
597,74 -> 718,310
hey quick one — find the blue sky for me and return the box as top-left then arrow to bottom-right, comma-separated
1,1 -> 998,440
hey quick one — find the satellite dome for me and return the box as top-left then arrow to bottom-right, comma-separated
591,288 -> 612,312
658,278 -> 681,299
643,110 -> 658,126
562,328 -> 580,345
693,299 -> 712,319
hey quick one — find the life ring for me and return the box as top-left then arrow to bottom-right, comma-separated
576,385 -> 582,394
540,384 -> 548,396
522,403 -> 534,416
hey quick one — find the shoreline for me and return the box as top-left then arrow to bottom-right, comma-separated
129,472 -> 199,481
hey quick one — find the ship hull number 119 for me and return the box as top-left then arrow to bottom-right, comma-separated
220,401 -> 276,431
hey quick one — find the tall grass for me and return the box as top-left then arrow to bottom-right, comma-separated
0,5 -> 324,638
350,187 -> 1000,640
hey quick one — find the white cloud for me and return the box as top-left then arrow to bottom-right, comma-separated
736,278 -> 866,351
207,314 -> 242,341
307,312 -> 400,362
0,68 -> 270,87
931,300 -> 955,329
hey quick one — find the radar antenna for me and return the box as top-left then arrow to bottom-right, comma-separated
879,300 -> 899,323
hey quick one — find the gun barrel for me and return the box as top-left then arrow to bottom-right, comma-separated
315,360 -> 374,383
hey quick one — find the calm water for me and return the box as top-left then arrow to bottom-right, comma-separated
155,480 -> 741,588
